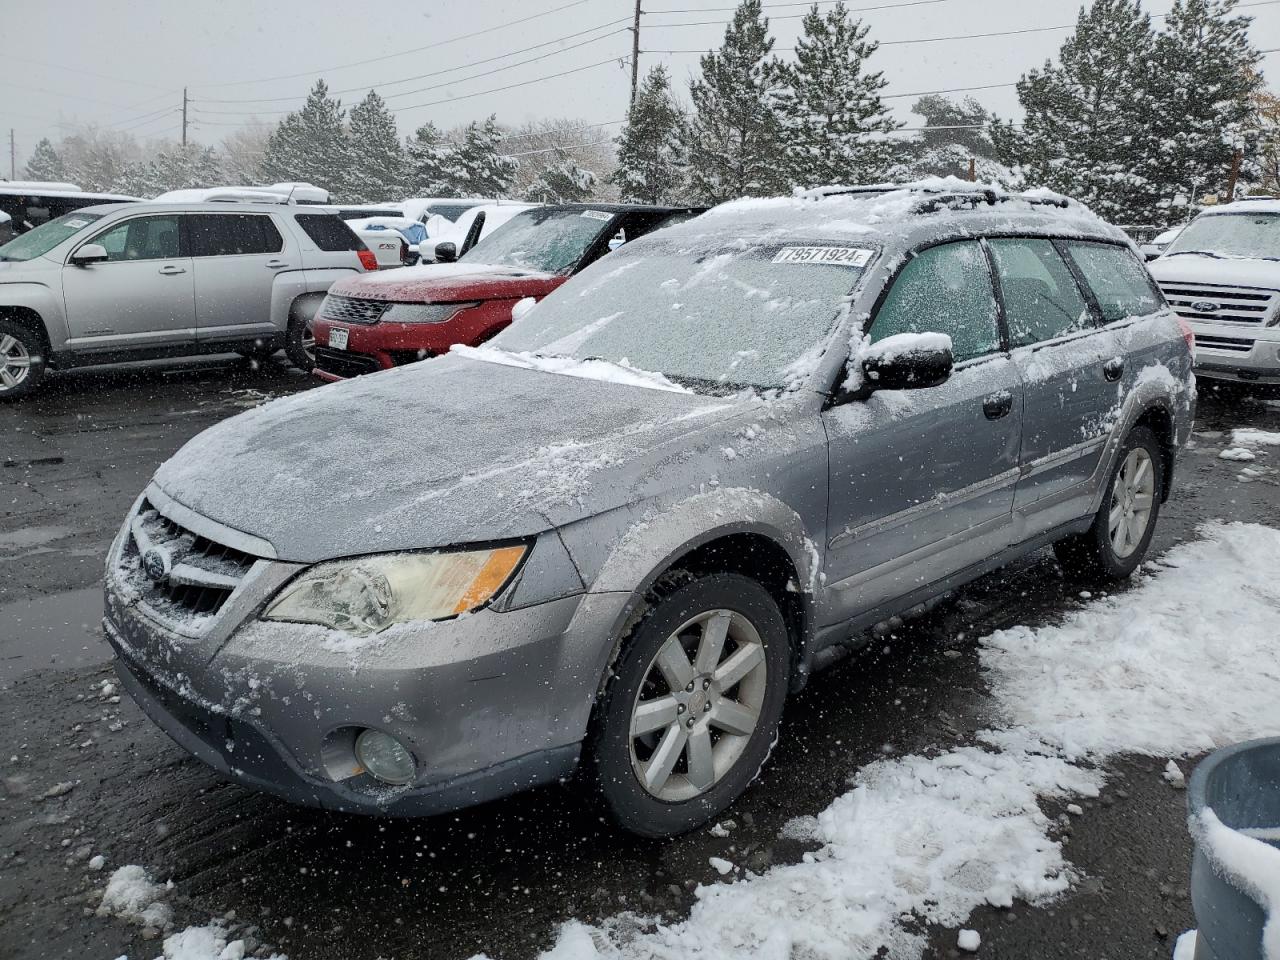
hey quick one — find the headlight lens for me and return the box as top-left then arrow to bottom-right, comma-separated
263,545 -> 527,636
381,302 -> 478,324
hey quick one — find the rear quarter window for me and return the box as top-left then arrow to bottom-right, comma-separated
293,213 -> 364,252
1064,241 -> 1162,323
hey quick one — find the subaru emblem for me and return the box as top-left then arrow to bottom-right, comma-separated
142,547 -> 172,582
1190,300 -> 1220,313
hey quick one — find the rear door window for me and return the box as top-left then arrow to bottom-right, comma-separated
1063,241 -> 1161,322
988,238 -> 1092,346
294,213 -> 363,251
88,215 -> 182,262
869,240 -> 1001,364
188,214 -> 284,257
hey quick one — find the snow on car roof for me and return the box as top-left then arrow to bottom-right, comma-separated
1202,197 -> 1280,215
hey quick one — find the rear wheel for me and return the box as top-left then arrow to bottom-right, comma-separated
0,319 -> 47,401
586,573 -> 790,837
1054,425 -> 1163,581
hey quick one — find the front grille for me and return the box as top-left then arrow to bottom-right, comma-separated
315,346 -> 382,378
119,499 -> 259,623
1158,282 -> 1278,326
318,295 -> 389,325
1196,334 -> 1255,353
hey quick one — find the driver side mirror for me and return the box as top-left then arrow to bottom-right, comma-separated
434,241 -> 457,263
70,243 -> 109,266
846,333 -> 954,399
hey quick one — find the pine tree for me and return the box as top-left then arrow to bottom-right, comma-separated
23,138 -> 66,181
526,150 -> 597,203
448,116 -> 518,196
682,0 -> 784,202
405,121 -> 451,195
913,95 -> 996,158
999,0 -> 1164,225
259,80 -> 352,197
768,2 -> 899,188
1154,0 -> 1261,214
611,65 -> 686,203
347,90 -> 406,202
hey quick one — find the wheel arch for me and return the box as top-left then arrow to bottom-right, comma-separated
0,304 -> 54,359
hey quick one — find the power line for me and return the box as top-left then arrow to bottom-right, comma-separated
396,56 -> 630,112
189,0 -> 594,89
647,0 -> 956,14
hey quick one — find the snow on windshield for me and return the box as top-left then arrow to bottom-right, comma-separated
462,207 -> 611,273
492,234 -> 874,392
1166,211 -> 1280,260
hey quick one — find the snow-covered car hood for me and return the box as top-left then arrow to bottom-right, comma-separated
327,261 -> 562,303
151,353 -> 751,563
1149,253 -> 1280,290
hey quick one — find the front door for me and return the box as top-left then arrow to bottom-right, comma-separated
187,212 -> 288,343
822,239 -> 1023,625
61,213 -> 195,349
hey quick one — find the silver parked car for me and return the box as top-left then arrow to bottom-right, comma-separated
104,184 -> 1194,837
0,201 -> 378,398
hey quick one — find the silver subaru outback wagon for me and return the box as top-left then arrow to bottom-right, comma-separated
103,183 -> 1194,837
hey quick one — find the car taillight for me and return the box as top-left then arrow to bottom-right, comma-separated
1176,317 -> 1195,353
399,239 -> 413,266
357,248 -> 378,271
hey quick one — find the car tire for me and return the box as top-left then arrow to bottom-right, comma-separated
284,309 -> 316,371
1054,425 -> 1163,582
585,572 -> 791,838
0,318 -> 48,401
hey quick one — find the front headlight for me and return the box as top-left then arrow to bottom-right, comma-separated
381,302 -> 478,324
263,545 -> 527,636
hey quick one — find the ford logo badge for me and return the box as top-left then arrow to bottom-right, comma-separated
142,547 -> 172,582
1191,300 -> 1220,313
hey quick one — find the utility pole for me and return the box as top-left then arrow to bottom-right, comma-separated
967,156 -> 976,182
8,129 -> 14,180
1225,147 -> 1243,201
629,0 -> 642,107
181,88 -> 189,147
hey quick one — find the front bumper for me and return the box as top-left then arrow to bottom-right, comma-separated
103,492 -> 630,816
1191,321 -> 1280,383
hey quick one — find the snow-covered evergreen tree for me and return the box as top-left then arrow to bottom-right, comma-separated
682,0 -> 784,202
611,65 -> 686,203
998,0 -> 1164,224
133,144 -> 223,196
23,138 -> 65,182
768,2 -> 899,188
526,150 -> 597,203
448,116 -> 518,197
1153,0 -> 1261,216
258,80 -> 351,196
347,90 -> 406,202
405,122 -> 452,195
912,95 -> 996,158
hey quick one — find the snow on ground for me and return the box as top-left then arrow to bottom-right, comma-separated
480,522 -> 1280,960
1233,429 -> 1280,448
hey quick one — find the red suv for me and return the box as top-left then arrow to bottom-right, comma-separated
311,203 -> 700,380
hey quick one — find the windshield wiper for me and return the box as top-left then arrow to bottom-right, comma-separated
1164,250 -> 1225,259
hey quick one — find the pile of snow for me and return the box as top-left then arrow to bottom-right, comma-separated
155,922 -> 286,960
477,522 -> 1280,960
99,864 -> 172,929
1233,429 -> 1280,448
1221,447 -> 1257,462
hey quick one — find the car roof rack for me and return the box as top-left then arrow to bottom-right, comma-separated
799,182 -> 1074,216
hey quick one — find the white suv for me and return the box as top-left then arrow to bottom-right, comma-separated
1149,198 -> 1280,385
0,201 -> 378,399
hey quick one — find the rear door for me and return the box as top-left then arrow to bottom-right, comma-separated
188,212 -> 289,342
822,240 -> 1023,622
61,213 -> 196,348
993,236 -> 1124,532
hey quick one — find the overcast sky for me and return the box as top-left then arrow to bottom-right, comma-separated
4,0 -> 1280,172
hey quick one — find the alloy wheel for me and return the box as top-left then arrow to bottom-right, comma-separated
0,333 -> 33,392
628,608 -> 768,803
1109,447 -> 1156,559
302,321 -> 316,364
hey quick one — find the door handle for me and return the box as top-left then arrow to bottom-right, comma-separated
265,260 -> 289,269
157,265 -> 186,275
1102,357 -> 1125,382
983,390 -> 1014,420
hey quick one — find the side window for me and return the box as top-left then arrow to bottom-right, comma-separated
88,215 -> 181,262
188,214 -> 284,257
869,241 -> 1001,364
988,238 -> 1091,346
1063,241 -> 1160,322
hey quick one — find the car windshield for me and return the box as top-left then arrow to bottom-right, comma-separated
462,207 -> 614,273
0,211 -> 102,262
1164,212 -> 1280,260
490,234 -> 875,393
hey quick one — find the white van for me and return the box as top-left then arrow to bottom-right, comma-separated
0,182 -> 139,235
1148,197 -> 1280,385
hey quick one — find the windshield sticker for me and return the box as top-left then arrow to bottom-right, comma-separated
65,218 -> 91,229
581,210 -> 612,221
772,246 -> 874,266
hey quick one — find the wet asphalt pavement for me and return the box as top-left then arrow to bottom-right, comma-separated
2,359 -> 1280,960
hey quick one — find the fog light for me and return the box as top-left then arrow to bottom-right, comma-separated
354,729 -> 416,785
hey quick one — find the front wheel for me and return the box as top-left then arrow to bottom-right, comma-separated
586,573 -> 790,838
1054,425 -> 1163,581
284,310 -> 317,371
0,320 -> 47,401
